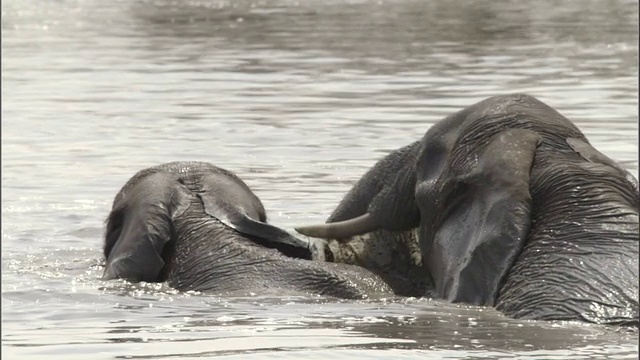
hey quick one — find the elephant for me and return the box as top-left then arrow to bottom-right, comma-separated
296,94 -> 639,326
102,161 -> 393,299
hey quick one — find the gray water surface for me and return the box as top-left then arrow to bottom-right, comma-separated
2,0 -> 638,359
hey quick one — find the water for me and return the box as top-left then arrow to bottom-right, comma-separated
2,0 -> 638,358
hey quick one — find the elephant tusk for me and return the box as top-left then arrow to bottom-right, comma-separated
295,213 -> 379,240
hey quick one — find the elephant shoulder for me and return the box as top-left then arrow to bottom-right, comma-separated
566,137 -> 639,198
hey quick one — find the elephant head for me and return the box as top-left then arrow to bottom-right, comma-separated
103,161 -> 392,299
296,94 -> 639,326
294,142 -> 433,297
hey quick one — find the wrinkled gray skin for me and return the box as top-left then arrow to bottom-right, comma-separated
297,94 -> 639,326
102,161 -> 392,299
314,141 -> 433,297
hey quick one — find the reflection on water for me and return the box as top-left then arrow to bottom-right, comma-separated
4,268 -> 638,359
2,0 -> 638,358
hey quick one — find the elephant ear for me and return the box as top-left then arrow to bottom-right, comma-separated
198,173 -> 313,260
424,129 -> 541,306
103,171 -> 191,282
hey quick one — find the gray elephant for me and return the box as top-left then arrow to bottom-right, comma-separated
102,161 -> 392,299
296,94 -> 639,326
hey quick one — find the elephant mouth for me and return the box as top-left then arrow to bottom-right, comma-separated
312,227 -> 432,297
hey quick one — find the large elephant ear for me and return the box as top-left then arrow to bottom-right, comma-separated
424,128 -> 541,306
103,171 -> 191,282
198,173 -> 313,260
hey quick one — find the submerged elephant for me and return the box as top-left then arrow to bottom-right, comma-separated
296,94 -> 639,326
102,161 -> 392,299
